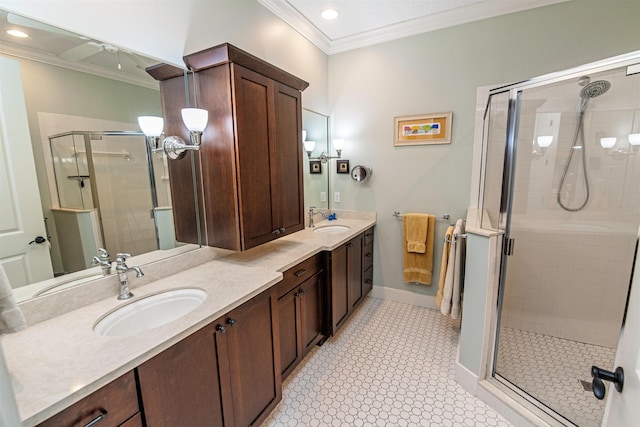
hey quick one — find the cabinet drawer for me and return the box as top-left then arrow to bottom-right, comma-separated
364,227 -> 374,246
277,253 -> 324,297
38,371 -> 139,427
363,241 -> 374,271
363,265 -> 373,296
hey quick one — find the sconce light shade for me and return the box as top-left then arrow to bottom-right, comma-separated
181,108 -> 208,132
537,135 -> 553,148
304,140 -> 316,154
600,137 -> 617,149
333,139 -> 345,151
628,133 -> 640,146
302,130 -> 307,142
138,116 -> 164,137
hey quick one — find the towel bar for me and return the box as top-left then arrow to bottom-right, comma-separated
393,211 -> 451,221
444,233 -> 467,243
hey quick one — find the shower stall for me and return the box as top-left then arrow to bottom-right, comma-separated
48,131 -> 174,275
478,52 -> 640,426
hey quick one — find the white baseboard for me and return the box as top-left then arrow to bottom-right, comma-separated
370,285 -> 438,310
455,362 -> 478,395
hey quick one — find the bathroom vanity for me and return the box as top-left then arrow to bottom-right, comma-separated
2,214 -> 375,426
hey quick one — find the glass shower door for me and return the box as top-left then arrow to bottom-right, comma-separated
493,66 -> 640,426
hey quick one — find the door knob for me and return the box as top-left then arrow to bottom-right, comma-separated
591,366 -> 624,400
29,236 -> 47,245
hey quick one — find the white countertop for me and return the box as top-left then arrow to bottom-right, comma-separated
1,215 -> 375,426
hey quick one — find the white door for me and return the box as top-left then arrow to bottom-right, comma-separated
602,227 -> 640,426
0,57 -> 53,286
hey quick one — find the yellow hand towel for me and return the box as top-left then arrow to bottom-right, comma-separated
403,214 -> 435,285
436,225 -> 455,308
405,213 -> 429,253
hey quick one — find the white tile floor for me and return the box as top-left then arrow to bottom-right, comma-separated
263,296 -> 513,427
495,327 -> 616,427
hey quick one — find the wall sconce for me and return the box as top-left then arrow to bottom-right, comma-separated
138,108 -> 208,160
600,137 -> 617,149
532,135 -> 553,157
304,138 -> 345,163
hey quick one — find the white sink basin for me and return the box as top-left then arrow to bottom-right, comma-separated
313,225 -> 351,234
94,288 -> 207,337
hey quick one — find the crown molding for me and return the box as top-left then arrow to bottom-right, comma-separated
259,0 -> 571,56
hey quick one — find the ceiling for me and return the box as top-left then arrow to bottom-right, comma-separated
259,0 -> 570,54
0,1 -> 569,86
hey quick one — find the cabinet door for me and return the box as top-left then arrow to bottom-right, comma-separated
348,234 -> 364,309
331,243 -> 350,334
278,286 -> 301,377
137,324 -> 225,427
300,272 -> 324,356
232,65 -> 278,249
272,81 -> 304,237
225,288 -> 282,427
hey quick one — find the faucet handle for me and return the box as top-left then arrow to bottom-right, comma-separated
115,253 -> 132,264
97,247 -> 109,260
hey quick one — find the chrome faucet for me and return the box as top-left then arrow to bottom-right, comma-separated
92,248 -> 112,276
308,206 -> 317,228
115,253 -> 143,300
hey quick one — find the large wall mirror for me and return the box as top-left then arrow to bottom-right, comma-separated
0,9 -> 330,303
302,108 -> 330,210
0,9 -> 201,302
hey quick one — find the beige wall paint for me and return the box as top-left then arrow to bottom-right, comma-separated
327,0 -> 640,296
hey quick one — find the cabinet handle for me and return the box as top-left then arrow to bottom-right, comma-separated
216,325 -> 226,333
226,318 -> 236,326
280,227 -> 286,233
82,408 -> 108,427
299,288 -> 307,295
294,291 -> 300,298
365,232 -> 373,237
365,252 -> 373,257
347,243 -> 353,248
294,269 -> 307,277
365,279 -> 373,284
272,229 -> 281,235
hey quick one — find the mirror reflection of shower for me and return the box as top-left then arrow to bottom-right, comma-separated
556,76 -> 611,211
49,131 -> 175,275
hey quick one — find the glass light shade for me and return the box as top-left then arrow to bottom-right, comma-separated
628,133 -> 640,146
138,116 -> 164,137
537,135 -> 553,148
333,139 -> 345,150
600,137 -> 617,149
181,108 -> 208,132
304,140 -> 316,153
7,29 -> 28,38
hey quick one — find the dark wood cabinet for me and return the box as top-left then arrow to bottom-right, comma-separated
37,371 -> 139,427
148,43 -> 308,251
328,227 -> 375,336
137,288 -> 280,427
220,288 -> 282,427
276,253 -> 325,379
137,324 -> 224,427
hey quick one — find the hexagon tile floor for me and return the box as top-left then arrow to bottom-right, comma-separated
263,296 -> 513,427
495,327 -> 615,427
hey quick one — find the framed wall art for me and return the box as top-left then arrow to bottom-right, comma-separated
309,160 -> 322,174
336,160 -> 350,174
393,112 -> 452,146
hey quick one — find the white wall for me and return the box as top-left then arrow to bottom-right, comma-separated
327,0 -> 640,297
0,0 -> 329,114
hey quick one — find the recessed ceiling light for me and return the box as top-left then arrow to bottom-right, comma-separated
7,29 -> 29,38
321,8 -> 339,20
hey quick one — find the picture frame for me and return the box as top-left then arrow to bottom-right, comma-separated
393,112 -> 452,146
336,160 -> 350,174
309,160 -> 322,174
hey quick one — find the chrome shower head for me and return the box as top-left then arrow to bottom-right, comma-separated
580,80 -> 611,99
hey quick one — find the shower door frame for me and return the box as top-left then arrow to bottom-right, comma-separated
486,51 -> 640,426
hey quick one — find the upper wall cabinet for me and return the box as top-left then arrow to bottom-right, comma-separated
148,43 -> 309,251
